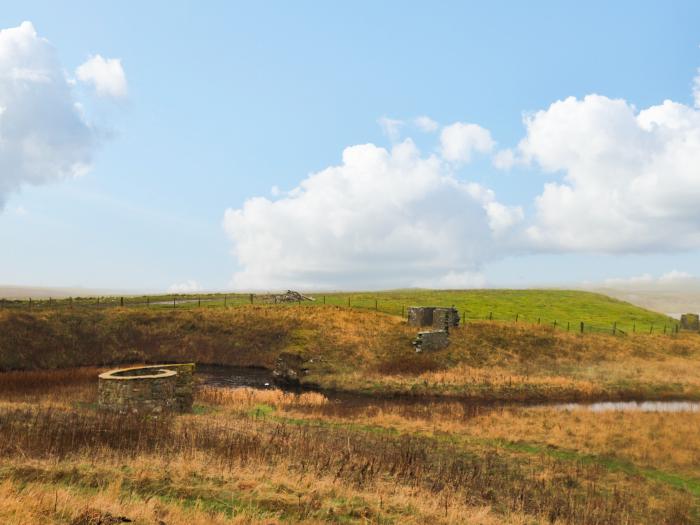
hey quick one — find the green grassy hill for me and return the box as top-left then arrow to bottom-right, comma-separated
318,289 -> 675,333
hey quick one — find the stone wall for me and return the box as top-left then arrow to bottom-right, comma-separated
407,306 -> 460,330
680,313 -> 700,331
412,330 -> 449,352
98,363 -> 195,414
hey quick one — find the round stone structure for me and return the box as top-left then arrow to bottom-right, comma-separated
98,363 -> 195,414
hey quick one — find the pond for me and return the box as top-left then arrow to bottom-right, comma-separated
554,401 -> 700,413
195,365 -> 700,414
196,364 -> 274,389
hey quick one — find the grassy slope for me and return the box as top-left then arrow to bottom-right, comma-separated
320,289 -> 675,331
0,303 -> 698,402
3,289 -> 675,333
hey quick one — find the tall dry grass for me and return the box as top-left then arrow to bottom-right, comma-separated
198,385 -> 328,409
0,404 -> 694,524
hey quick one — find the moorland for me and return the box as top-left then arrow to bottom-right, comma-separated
0,289 -> 698,524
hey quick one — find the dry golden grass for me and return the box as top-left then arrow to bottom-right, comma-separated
0,368 -> 698,524
283,399 -> 700,480
466,408 -> 700,477
198,385 -> 328,409
0,455 -> 525,525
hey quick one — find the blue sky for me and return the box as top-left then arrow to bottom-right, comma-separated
1,1 -> 700,291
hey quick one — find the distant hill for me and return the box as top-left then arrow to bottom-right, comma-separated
0,285 -> 126,299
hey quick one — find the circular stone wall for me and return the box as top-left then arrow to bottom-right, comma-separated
98,363 -> 195,414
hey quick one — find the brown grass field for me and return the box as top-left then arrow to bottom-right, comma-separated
1,306 -> 700,523
2,305 -> 700,402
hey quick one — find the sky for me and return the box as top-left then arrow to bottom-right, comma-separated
1,1 -> 700,292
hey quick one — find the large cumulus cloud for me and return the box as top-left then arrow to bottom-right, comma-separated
513,92 -> 700,252
226,67 -> 700,290
224,139 -> 522,290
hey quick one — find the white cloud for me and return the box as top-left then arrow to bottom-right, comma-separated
659,269 -> 693,282
0,22 -> 97,209
517,94 -> 700,252
223,139 -> 521,290
377,116 -> 403,142
168,280 -> 202,293
76,54 -> 127,98
492,148 -> 516,169
414,115 -> 439,132
603,273 -> 654,287
694,68 -> 700,109
601,270 -> 695,289
439,122 -> 495,163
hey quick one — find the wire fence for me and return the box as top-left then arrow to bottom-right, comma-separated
0,293 -> 683,337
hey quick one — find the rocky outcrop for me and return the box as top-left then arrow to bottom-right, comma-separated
272,352 -> 310,387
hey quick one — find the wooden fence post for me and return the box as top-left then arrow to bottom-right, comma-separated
580,321 -> 584,333
375,299 -> 378,311
515,313 -> 519,323
224,295 -> 227,307
612,322 -> 617,335
173,297 -> 176,309
489,312 -> 493,321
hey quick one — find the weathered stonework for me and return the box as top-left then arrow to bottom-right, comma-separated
408,306 -> 460,330
680,313 -> 700,331
98,363 -> 195,414
412,330 -> 449,352
272,352 -> 309,387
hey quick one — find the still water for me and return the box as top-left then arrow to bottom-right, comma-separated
195,365 -> 700,413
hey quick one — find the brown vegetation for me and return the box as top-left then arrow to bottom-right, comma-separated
1,370 -> 699,524
2,306 -> 700,402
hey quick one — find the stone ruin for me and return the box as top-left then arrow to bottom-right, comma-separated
98,363 -> 195,414
407,306 -> 460,330
412,330 -> 450,352
408,306 -> 460,352
680,313 -> 700,331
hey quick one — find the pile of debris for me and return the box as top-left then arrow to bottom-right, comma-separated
274,290 -> 315,303
257,290 -> 315,304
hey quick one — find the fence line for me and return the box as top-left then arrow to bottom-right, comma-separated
0,294 -> 682,337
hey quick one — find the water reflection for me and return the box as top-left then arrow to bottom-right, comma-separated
555,401 -> 700,413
